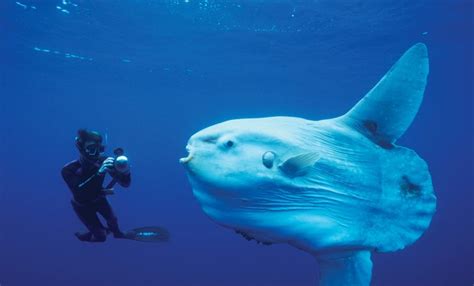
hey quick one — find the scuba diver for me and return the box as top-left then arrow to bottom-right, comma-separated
61,129 -> 131,242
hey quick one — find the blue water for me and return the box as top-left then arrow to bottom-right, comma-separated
1,1 -> 472,285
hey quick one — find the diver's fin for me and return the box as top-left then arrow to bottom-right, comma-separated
340,43 -> 429,147
279,152 -> 320,177
124,226 -> 170,242
316,250 -> 373,286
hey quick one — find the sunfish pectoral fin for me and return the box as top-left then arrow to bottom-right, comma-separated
279,152 -> 320,177
340,43 -> 429,147
316,250 -> 373,286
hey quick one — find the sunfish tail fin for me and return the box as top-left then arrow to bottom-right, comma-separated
369,147 -> 436,252
340,43 -> 429,147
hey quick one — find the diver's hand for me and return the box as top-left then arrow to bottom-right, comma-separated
98,157 -> 115,175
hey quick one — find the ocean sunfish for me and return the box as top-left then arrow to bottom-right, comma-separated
180,43 -> 436,286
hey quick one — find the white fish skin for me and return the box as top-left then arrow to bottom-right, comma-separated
180,43 -> 436,286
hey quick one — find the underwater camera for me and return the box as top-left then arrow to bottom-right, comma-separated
112,147 -> 130,174
102,147 -> 130,191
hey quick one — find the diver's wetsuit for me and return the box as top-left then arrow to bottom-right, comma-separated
61,156 -> 131,242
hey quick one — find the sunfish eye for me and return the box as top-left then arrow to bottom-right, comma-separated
226,140 -> 234,147
262,151 -> 276,168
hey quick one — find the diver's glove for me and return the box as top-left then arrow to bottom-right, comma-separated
98,157 -> 115,175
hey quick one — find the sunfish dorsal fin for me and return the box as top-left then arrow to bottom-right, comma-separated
279,152 -> 320,177
341,43 -> 429,147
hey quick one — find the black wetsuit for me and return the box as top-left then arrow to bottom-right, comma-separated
61,156 -> 131,242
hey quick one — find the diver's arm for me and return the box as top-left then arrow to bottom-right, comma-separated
61,166 -> 102,193
78,173 -> 102,189
113,171 -> 131,188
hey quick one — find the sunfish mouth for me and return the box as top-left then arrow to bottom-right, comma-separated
179,154 -> 193,164
179,146 -> 193,164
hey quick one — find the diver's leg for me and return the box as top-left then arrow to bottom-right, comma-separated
74,231 -> 92,241
96,198 -> 125,238
71,200 -> 107,242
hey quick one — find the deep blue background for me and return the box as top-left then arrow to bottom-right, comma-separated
0,1 -> 472,285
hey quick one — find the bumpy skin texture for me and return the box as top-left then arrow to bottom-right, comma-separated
181,43 -> 436,285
